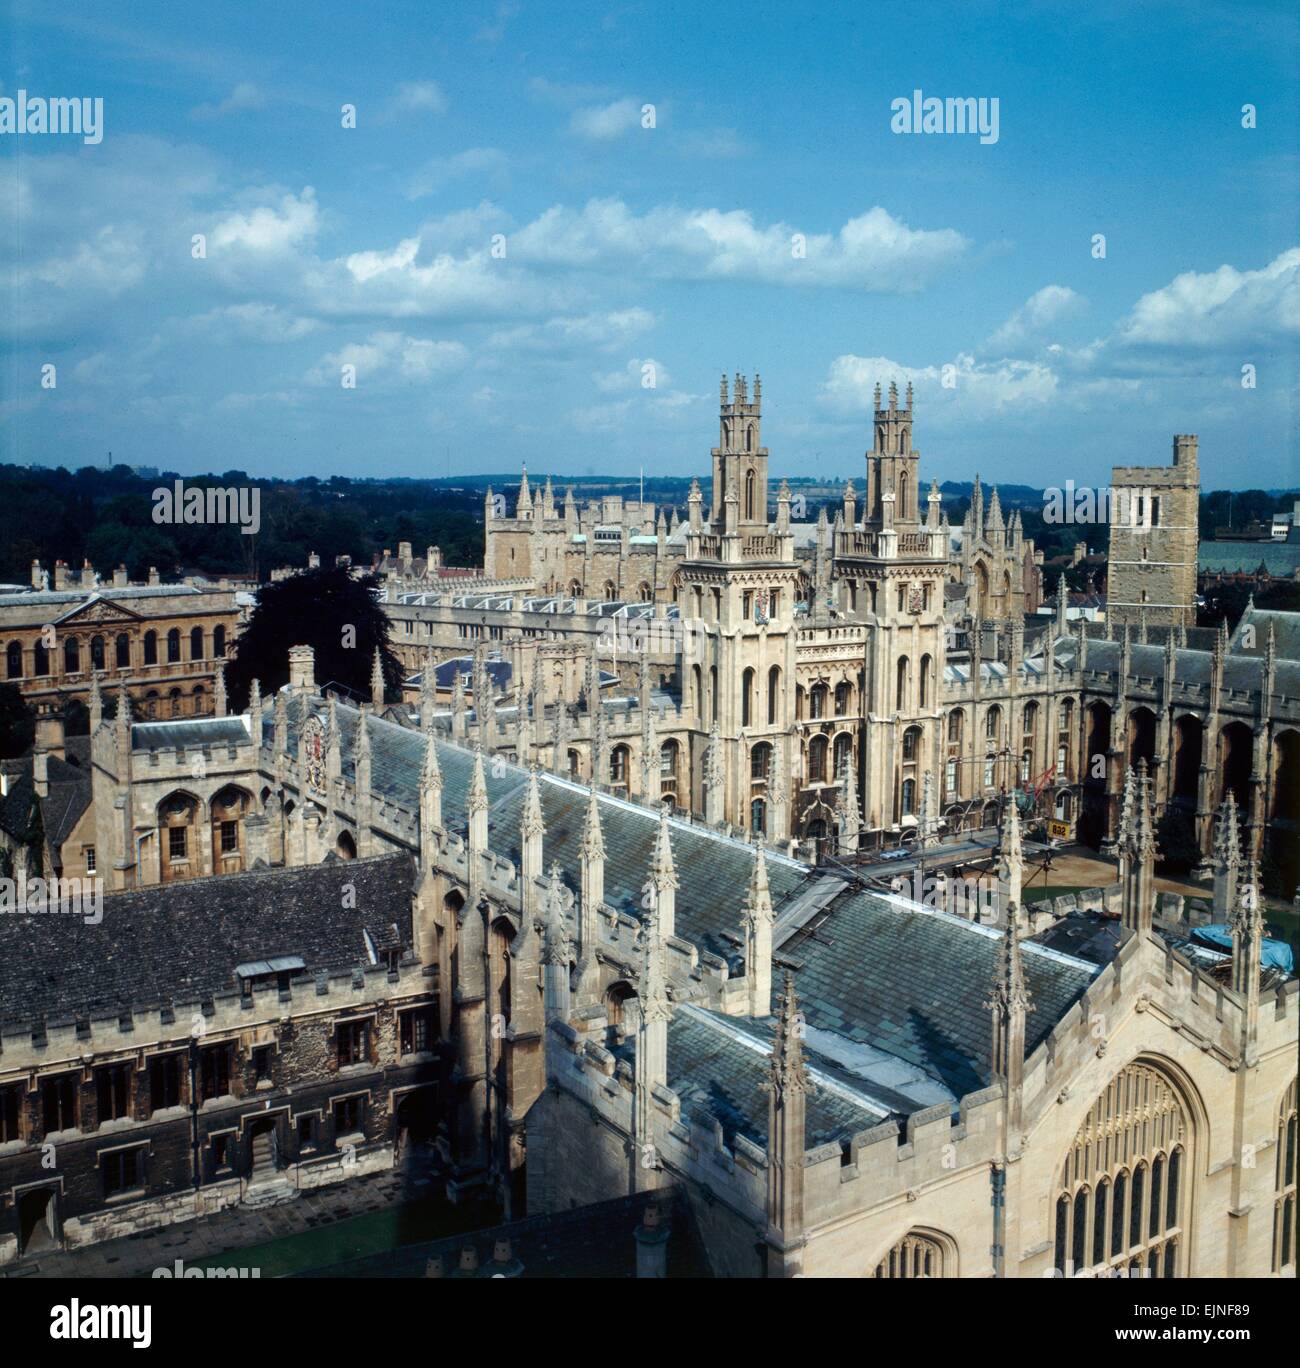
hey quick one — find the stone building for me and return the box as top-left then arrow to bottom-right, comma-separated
0,561 -> 241,722
0,855 -> 438,1265
1106,435 -> 1201,629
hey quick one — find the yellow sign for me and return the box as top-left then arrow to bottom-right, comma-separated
1048,820 -> 1072,840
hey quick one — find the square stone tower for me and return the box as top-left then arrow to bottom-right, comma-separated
1107,435 -> 1200,628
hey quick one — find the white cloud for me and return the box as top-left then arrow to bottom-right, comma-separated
310,332 -> 469,387
190,303 -> 320,343
211,188 -> 319,254
406,147 -> 507,199
389,81 -> 448,116
985,284 -> 1086,352
570,98 -> 644,140
821,352 -> 1062,422
594,357 -> 672,392
190,82 -> 265,119
1116,248 -> 1300,348
511,199 -> 966,291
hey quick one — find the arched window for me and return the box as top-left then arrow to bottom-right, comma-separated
169,686 -> 183,718
5,642 -> 21,679
33,639 -> 49,676
63,637 -> 79,673
90,635 -> 106,671
192,685 -> 205,714
750,797 -> 766,834
901,777 -> 916,816
902,725 -> 922,762
898,469 -> 909,519
213,625 -> 226,659
768,665 -> 781,725
873,1230 -> 951,1279
609,744 -> 629,786
603,581 -> 616,602
751,741 -> 772,782
710,666 -> 718,722
692,665 -> 703,720
166,628 -> 181,663
637,582 -> 653,603
190,626 -> 204,661
745,467 -> 756,520
1023,701 -> 1039,737
833,732 -> 853,779
809,683 -> 827,720
986,705 -> 1001,740
896,656 -> 909,711
1053,1062 -> 1189,1278
919,654 -> 932,708
659,740 -> 678,779
745,426 -> 754,454
143,630 -> 157,665
948,710 -> 963,744
795,684 -> 805,720
808,735 -> 828,783
115,633 -> 131,668
834,681 -> 851,716
1275,1078 -> 1297,1274
567,749 -> 581,779
742,667 -> 755,728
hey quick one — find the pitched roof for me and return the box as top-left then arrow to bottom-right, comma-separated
0,853 -> 415,1028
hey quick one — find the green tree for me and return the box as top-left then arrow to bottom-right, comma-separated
224,567 -> 403,711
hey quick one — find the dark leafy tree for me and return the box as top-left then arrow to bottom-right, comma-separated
0,683 -> 35,759
1155,808 -> 1200,875
224,567 -> 403,711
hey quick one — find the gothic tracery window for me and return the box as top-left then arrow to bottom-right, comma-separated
1274,1078 -> 1297,1274
1053,1062 -> 1189,1278
873,1230 -> 950,1278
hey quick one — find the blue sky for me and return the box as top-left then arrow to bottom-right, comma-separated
2,0 -> 1297,489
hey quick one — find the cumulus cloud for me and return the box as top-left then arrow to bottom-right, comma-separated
310,332 -> 468,387
1115,248 -> 1300,348
511,199 -> 966,291
985,284 -> 1086,353
211,188 -> 320,254
821,352 -> 1063,423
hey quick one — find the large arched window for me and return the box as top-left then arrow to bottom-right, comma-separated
115,633 -> 131,669
919,654 -> 932,709
5,642 -> 21,679
895,656 -> 909,711
213,625 -> 226,658
33,639 -> 49,676
834,681 -> 851,716
902,725 -> 922,762
833,732 -> 853,778
767,665 -> 781,725
742,667 -> 755,728
143,630 -> 158,666
63,636 -> 80,673
190,626 -> 204,661
948,710 -> 963,744
873,1230 -> 953,1279
1053,1062 -> 1190,1278
166,628 -> 181,663
745,467 -> 756,520
609,744 -> 630,787
751,741 -> 773,782
986,705 -> 1001,740
809,683 -> 827,720
90,635 -> 106,671
1275,1078 -> 1297,1274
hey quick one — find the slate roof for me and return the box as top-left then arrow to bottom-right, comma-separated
780,886 -> 1098,1103
132,717 -> 251,751
1199,541 -> 1300,576
0,853 -> 415,1028
1232,606 -> 1300,662
269,693 -> 814,961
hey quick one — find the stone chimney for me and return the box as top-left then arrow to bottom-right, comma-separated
53,561 -> 70,591
113,564 -> 128,587
288,645 -> 316,691
30,559 -> 42,590
80,559 -> 96,588
147,566 -> 160,586
33,702 -> 65,797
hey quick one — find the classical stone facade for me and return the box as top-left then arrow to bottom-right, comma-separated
0,563 -> 241,722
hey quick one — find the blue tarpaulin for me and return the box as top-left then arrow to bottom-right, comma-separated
1190,925 -> 1295,974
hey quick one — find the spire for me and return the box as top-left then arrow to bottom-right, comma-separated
1056,574 -> 1069,629
522,765 -> 546,839
581,782 -> 606,860
420,648 -> 437,730
468,743 -> 489,852
998,789 -> 1024,908
542,863 -> 573,962
650,804 -> 679,940
552,697 -> 571,772
420,732 -> 443,854
634,862 -> 671,1189
370,647 -> 385,709
249,678 -> 263,748
1212,791 -> 1242,919
763,972 -> 809,1267
577,784 -> 606,992
1228,857 -> 1264,1042
743,844 -> 774,1017
704,722 -> 724,825
214,660 -> 227,717
88,670 -> 104,732
986,904 -> 1033,1129
451,664 -> 467,739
